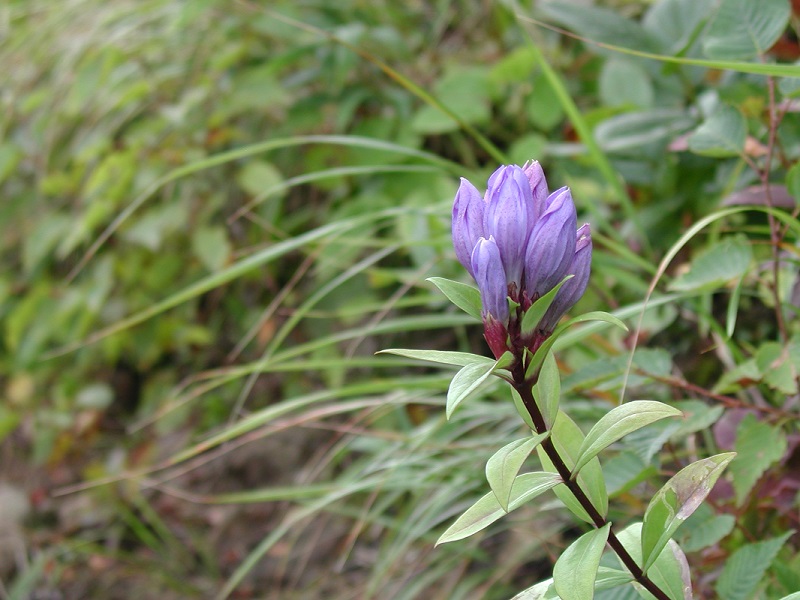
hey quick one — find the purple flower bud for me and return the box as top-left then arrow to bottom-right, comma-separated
482,166 -> 534,289
539,224 -> 592,332
452,178 -> 486,277
471,236 -> 510,324
522,160 -> 549,220
523,187 -> 578,298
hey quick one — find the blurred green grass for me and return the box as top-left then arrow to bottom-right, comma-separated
2,0 -> 800,598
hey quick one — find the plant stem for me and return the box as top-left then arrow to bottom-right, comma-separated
511,361 -> 672,600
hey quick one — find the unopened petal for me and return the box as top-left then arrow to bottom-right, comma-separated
471,236 -> 510,323
452,178 -> 485,277
539,224 -> 592,332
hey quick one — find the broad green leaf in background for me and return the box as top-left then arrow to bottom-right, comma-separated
553,524 -> 610,600
687,105 -> 746,157
572,401 -> 682,475
669,236 -> 752,292
616,523 -> 692,600
538,1 -> 663,53
715,532 -> 794,600
756,341 -> 799,395
436,472 -> 561,545
378,348 -> 494,367
729,414 -> 788,506
595,110 -> 695,155
533,351 -> 560,428
641,453 -> 736,571
446,361 -> 497,418
411,66 -> 492,134
702,0 -> 791,60
537,411 -> 609,523
678,504 -> 735,552
427,277 -> 482,321
642,0 -> 716,55
599,59 -> 653,109
486,432 -> 549,511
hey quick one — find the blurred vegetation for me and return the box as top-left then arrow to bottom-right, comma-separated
1,0 -> 799,598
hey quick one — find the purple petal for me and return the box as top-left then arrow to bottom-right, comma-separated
471,236 -> 510,323
483,165 -> 533,288
539,224 -> 592,332
522,160 -> 549,220
452,178 -> 485,277
523,187 -> 578,298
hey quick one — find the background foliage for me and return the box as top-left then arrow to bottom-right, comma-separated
2,0 -> 799,598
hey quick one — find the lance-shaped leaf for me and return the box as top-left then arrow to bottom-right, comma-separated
511,567 -> 631,600
446,359 -> 499,419
526,311 -> 628,379
378,348 -> 495,367
572,401 -> 683,475
617,523 -> 692,600
520,275 -> 572,336
427,276 -> 482,320
553,524 -> 610,600
436,472 -> 561,545
641,452 -> 736,572
716,531 -> 794,600
537,411 -> 608,523
511,387 -> 537,431
533,351 -> 560,428
486,432 -> 550,511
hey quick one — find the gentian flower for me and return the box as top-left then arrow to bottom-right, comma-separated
451,161 -> 592,358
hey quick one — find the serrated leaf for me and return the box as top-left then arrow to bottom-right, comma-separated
537,411 -> 608,523
616,523 -> 693,600
715,531 -> 794,600
573,401 -> 682,475
703,0 -> 791,60
687,106 -> 746,157
521,275 -> 572,336
641,453 -> 736,572
446,361 -> 496,419
756,342 -> 798,395
729,414 -> 787,505
553,524 -> 611,600
669,236 -> 752,291
487,432 -> 550,511
533,351 -> 560,428
378,348 -> 494,367
427,277 -> 482,320
680,511 -> 734,552
436,472 -> 561,545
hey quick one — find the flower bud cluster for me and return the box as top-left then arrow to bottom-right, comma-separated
452,161 -> 592,358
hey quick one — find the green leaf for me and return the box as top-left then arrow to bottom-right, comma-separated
427,277 -> 482,320
643,0 -> 716,55
756,342 -> 799,395
641,453 -> 736,572
669,236 -> 753,291
486,432 -> 550,512
715,532 -> 794,600
511,387 -> 537,431
729,414 -> 788,506
595,110 -> 695,155
680,507 -> 735,552
687,105 -> 747,157
191,226 -> 232,272
411,67 -> 492,134
521,275 -> 572,336
616,523 -> 693,600
703,0 -> 791,60
526,311 -> 628,379
553,524 -> 611,600
436,472 -> 561,545
446,361 -> 497,419
599,59 -> 654,109
513,568 -> 632,600
572,401 -> 683,475
378,348 -> 494,367
533,351 -> 561,428
537,411 -> 608,523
